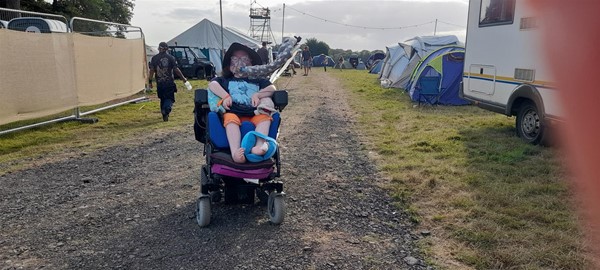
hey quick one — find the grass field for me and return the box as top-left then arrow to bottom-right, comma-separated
0,73 -> 590,269
332,70 -> 588,269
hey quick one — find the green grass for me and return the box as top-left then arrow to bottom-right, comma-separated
0,79 -> 208,173
332,70 -> 588,269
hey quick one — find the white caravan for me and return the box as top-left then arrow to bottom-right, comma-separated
460,0 -> 561,144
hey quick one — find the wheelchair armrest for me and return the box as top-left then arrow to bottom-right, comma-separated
272,90 -> 288,111
195,89 -> 208,105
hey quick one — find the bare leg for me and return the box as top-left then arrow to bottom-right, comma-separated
225,123 -> 246,163
250,120 -> 271,155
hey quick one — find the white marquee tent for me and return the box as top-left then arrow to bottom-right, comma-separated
379,35 -> 460,89
167,18 -> 261,73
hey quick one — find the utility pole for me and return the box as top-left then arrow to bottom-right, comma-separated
281,3 -> 285,43
220,0 -> 224,61
434,18 -> 438,36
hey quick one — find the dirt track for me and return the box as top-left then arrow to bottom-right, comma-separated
0,70 -> 430,269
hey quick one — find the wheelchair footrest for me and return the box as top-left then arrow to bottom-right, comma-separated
210,152 -> 274,169
212,164 -> 273,179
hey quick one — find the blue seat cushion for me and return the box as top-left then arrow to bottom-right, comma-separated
208,112 -> 280,149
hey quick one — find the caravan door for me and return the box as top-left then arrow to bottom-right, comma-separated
467,64 -> 495,95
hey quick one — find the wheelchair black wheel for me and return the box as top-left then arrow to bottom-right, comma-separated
196,195 -> 211,227
267,192 -> 285,225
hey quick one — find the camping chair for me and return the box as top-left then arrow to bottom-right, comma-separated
417,76 -> 440,106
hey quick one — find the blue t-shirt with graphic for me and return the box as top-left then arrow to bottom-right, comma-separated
208,77 -> 272,113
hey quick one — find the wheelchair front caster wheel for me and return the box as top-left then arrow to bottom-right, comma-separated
196,195 -> 211,227
267,192 -> 285,225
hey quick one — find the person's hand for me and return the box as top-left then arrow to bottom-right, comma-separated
251,93 -> 261,107
222,96 -> 232,110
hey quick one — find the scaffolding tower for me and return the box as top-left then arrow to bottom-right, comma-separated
249,2 -> 274,44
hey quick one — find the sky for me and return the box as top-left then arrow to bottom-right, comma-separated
131,0 -> 469,52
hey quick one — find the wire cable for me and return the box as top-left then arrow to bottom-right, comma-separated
436,20 -> 466,28
283,5 -> 434,30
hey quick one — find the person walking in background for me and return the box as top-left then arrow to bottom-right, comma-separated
148,42 -> 188,122
301,46 -> 312,76
322,54 -> 328,72
337,55 -> 344,70
257,41 -> 269,65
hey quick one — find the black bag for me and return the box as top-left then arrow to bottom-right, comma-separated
228,103 -> 256,116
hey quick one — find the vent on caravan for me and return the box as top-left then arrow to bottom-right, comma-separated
514,68 -> 535,82
520,17 -> 537,30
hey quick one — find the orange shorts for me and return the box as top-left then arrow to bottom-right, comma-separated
223,113 -> 272,127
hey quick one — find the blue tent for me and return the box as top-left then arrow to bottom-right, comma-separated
369,59 -> 383,74
407,50 -> 470,105
367,52 -> 385,68
312,54 -> 336,67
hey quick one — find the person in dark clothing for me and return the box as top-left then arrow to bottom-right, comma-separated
257,41 -> 269,65
301,46 -> 312,76
148,42 -> 188,121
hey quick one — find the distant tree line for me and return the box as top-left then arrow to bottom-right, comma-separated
303,37 -> 383,65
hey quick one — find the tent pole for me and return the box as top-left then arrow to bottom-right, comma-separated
434,18 -> 438,36
220,0 -> 225,61
281,3 -> 285,43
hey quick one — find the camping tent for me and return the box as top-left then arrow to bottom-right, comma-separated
379,35 -> 460,89
312,54 -> 336,67
369,59 -> 383,74
167,18 -> 261,73
366,52 -> 385,69
337,61 -> 353,69
356,61 -> 367,70
406,50 -> 469,105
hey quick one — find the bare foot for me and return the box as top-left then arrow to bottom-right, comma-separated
232,148 -> 246,163
251,142 -> 268,156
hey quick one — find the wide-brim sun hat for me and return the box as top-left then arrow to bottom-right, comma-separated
223,42 -> 262,68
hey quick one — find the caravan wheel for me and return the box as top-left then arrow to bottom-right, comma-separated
516,101 -> 544,145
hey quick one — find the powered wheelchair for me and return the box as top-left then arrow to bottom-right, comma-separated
193,89 -> 288,227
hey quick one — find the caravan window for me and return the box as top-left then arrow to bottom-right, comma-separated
479,0 -> 515,27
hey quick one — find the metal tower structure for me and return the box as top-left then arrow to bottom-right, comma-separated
249,1 -> 274,44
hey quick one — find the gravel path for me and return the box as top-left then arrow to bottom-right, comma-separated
0,70 -> 430,269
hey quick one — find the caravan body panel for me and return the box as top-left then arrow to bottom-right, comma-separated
462,0 -> 561,120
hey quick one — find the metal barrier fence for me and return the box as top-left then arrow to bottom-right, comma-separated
0,8 -> 148,136
0,7 -> 69,28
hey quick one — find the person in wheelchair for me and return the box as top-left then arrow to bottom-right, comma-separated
207,43 -> 276,163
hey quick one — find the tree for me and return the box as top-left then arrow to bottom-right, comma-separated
304,38 -> 330,56
0,0 -> 21,9
4,0 -> 135,25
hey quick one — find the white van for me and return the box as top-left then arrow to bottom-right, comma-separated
460,0 -> 560,145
